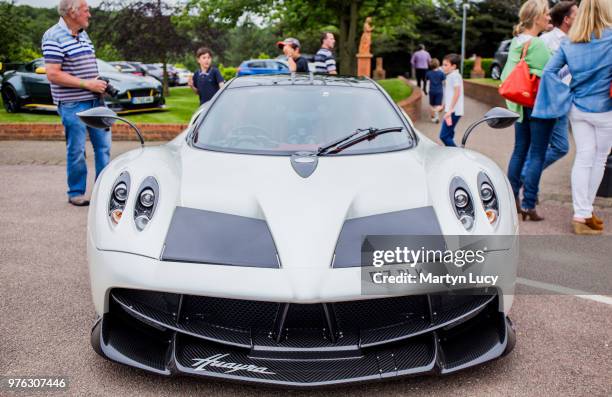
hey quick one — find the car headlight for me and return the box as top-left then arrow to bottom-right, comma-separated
139,188 -> 155,207
454,188 -> 469,208
450,177 -> 474,231
114,182 -> 128,201
134,177 -> 159,231
109,172 -> 130,225
478,172 -> 499,225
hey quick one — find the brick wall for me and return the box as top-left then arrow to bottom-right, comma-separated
397,76 -> 422,122
463,80 -> 506,108
0,123 -> 188,141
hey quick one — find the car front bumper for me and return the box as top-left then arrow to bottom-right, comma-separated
91,287 -> 515,387
89,237 -> 517,387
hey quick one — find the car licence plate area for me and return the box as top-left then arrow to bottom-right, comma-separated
132,96 -> 154,104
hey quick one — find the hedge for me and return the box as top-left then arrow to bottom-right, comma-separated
218,64 -> 238,80
462,58 -> 494,78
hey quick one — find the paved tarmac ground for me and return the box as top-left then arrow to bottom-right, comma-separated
1,98 -> 611,396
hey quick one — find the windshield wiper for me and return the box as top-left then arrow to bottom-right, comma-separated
317,126 -> 404,155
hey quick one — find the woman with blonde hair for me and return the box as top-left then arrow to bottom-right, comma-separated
501,0 -> 555,221
533,0 -> 612,235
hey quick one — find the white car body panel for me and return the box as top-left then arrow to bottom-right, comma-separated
88,124 -> 518,316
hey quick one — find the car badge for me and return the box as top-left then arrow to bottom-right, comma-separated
291,151 -> 318,178
191,354 -> 276,375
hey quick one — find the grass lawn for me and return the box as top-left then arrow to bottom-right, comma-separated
0,82 -> 412,124
467,78 -> 501,87
377,78 -> 413,102
0,86 -> 200,124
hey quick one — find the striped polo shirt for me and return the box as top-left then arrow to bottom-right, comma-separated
314,48 -> 337,74
42,18 -> 98,104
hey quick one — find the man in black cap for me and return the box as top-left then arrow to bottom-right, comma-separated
277,38 -> 309,73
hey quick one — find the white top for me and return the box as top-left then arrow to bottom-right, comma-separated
516,33 -> 535,45
540,27 -> 566,53
444,70 -> 464,116
540,27 -> 572,85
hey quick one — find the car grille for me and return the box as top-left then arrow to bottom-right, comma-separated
129,89 -> 156,98
92,288 -> 514,387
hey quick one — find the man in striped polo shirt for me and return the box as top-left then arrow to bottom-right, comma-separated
314,32 -> 337,75
42,0 -> 110,206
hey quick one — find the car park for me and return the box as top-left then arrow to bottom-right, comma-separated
174,68 -> 192,86
80,73 -> 519,387
109,61 -> 141,76
1,58 -> 165,114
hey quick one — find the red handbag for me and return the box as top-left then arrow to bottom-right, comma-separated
499,40 -> 540,108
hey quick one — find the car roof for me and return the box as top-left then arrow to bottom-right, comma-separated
228,73 -> 378,89
242,59 -> 284,64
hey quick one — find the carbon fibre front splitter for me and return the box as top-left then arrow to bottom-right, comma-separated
91,295 -> 515,388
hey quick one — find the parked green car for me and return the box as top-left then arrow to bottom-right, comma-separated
0,58 -> 165,114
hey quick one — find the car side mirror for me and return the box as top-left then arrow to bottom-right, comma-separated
35,67 -> 46,74
77,106 -> 145,146
461,107 -> 519,148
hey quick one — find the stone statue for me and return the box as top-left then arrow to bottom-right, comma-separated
358,17 -> 373,55
471,56 -> 485,78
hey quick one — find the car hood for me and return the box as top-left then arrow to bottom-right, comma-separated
99,71 -> 161,90
91,136 -> 518,271
177,147 -> 429,269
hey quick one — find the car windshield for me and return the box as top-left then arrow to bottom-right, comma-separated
97,60 -> 120,73
194,85 -> 414,155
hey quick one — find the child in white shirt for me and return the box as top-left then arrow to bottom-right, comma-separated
439,54 -> 464,147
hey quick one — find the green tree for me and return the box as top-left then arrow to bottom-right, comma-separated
95,0 -> 190,96
186,0 -> 425,75
0,1 -> 32,62
223,19 -> 276,66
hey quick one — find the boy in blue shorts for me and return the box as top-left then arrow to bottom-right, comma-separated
425,58 -> 445,123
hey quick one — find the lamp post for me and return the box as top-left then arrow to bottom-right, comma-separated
461,2 -> 469,75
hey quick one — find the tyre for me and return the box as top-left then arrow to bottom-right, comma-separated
491,64 -> 502,80
1,86 -> 21,113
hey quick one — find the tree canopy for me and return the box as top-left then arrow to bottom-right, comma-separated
1,0 -> 526,77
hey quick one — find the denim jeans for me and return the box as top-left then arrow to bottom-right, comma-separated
521,114 -> 569,180
58,98 -> 111,198
439,113 -> 461,147
508,107 -> 555,210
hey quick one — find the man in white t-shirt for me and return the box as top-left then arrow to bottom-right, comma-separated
439,54 -> 464,147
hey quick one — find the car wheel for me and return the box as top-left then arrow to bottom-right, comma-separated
1,86 -> 21,113
491,65 -> 502,80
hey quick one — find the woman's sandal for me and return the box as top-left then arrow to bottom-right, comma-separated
572,220 -> 603,235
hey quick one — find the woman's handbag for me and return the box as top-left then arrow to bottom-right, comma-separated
499,40 -> 540,108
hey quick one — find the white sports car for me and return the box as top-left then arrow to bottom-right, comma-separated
80,74 -> 519,387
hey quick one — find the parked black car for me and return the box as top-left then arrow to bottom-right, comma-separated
490,39 -> 511,80
1,58 -> 165,114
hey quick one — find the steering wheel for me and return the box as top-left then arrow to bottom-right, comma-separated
224,125 -> 278,149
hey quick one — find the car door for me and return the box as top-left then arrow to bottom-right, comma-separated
22,60 -> 53,104
498,40 -> 511,68
274,61 -> 290,74
248,61 -> 267,75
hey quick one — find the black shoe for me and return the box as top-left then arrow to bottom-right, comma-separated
68,196 -> 90,206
